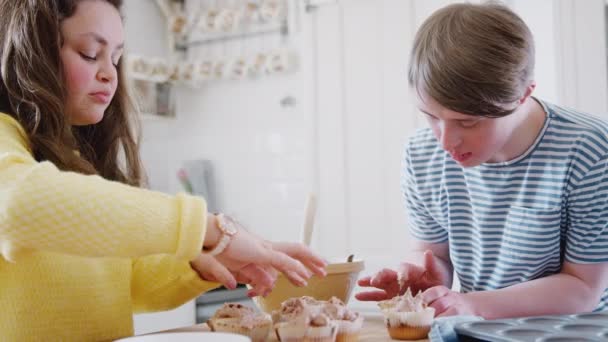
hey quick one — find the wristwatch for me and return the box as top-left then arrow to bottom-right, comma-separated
203,213 -> 238,256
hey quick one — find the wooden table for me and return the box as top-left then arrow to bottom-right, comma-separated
163,314 -> 429,341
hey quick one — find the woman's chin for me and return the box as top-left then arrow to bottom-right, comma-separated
71,112 -> 104,126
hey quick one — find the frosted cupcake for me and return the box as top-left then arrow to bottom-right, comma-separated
273,297 -> 338,342
378,288 -> 435,340
207,303 -> 272,342
321,297 -> 364,342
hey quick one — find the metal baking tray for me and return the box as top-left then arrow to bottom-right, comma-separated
454,311 -> 608,341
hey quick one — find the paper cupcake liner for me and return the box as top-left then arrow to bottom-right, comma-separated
335,315 -> 364,335
336,332 -> 360,342
274,321 -> 308,341
387,325 -> 431,341
382,307 -> 435,328
274,321 -> 338,342
208,317 -> 272,342
333,315 -> 363,342
307,323 -> 338,340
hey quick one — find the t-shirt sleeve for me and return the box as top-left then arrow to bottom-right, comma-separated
565,155 -> 608,263
402,140 -> 448,243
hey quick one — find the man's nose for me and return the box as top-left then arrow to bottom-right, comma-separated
439,122 -> 462,151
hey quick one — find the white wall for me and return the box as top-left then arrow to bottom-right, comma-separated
553,0 -> 608,115
123,0 -> 196,334
125,0 -> 317,334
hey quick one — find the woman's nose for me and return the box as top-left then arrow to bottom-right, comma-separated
97,60 -> 116,83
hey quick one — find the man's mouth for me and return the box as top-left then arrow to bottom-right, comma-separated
450,152 -> 472,162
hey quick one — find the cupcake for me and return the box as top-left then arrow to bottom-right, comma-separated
273,297 -> 338,342
321,297 -> 364,342
207,303 -> 272,342
378,288 -> 435,340
274,312 -> 338,342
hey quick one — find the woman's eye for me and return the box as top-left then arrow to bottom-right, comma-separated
80,53 -> 96,61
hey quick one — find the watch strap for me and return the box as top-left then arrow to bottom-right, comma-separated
203,233 -> 231,256
203,213 -> 236,256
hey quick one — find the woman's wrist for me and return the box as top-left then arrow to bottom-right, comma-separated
203,213 -> 221,249
203,213 -> 239,256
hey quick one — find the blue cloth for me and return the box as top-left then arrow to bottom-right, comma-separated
428,315 -> 483,342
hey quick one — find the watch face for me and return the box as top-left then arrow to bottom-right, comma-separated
220,214 -> 239,235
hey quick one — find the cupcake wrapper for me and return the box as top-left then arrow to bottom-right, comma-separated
383,307 -> 435,328
335,315 -> 364,335
274,321 -> 338,342
387,325 -> 431,341
336,332 -> 360,342
274,321 -> 308,340
208,317 -> 272,342
307,324 -> 338,339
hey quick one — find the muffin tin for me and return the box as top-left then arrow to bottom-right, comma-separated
454,311 -> 608,341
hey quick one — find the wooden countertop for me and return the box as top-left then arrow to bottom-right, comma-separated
162,314 -> 429,341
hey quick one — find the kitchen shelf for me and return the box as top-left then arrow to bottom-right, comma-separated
176,21 -> 288,50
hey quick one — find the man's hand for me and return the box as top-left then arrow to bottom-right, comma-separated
356,250 -> 447,301
422,285 -> 477,317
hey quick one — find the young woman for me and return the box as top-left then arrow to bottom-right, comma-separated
356,2 -> 608,319
0,0 -> 325,340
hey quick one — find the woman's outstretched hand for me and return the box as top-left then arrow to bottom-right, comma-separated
191,214 -> 327,296
190,254 -> 279,297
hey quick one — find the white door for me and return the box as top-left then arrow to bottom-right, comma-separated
309,0 -> 478,268
552,0 -> 608,116
307,0 -> 466,312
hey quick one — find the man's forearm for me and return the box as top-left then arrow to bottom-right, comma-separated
467,273 -> 600,319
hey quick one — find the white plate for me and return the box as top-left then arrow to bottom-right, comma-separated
114,332 -> 251,341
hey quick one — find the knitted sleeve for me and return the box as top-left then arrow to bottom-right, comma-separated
131,254 -> 220,313
0,114 -> 206,262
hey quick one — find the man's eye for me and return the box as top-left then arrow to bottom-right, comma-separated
460,120 -> 478,128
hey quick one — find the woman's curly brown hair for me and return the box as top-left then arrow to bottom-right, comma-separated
0,0 -> 144,186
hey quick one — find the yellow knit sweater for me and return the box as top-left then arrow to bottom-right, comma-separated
0,113 -> 219,341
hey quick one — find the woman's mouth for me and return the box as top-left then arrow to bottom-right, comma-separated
90,92 -> 111,104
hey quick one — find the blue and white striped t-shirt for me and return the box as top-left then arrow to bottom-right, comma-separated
402,99 -> 608,311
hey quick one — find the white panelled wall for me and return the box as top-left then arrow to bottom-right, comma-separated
124,0 -> 608,334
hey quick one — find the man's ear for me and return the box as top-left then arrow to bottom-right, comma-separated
519,81 -> 536,104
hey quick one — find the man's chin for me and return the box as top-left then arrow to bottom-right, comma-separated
455,157 -> 482,168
